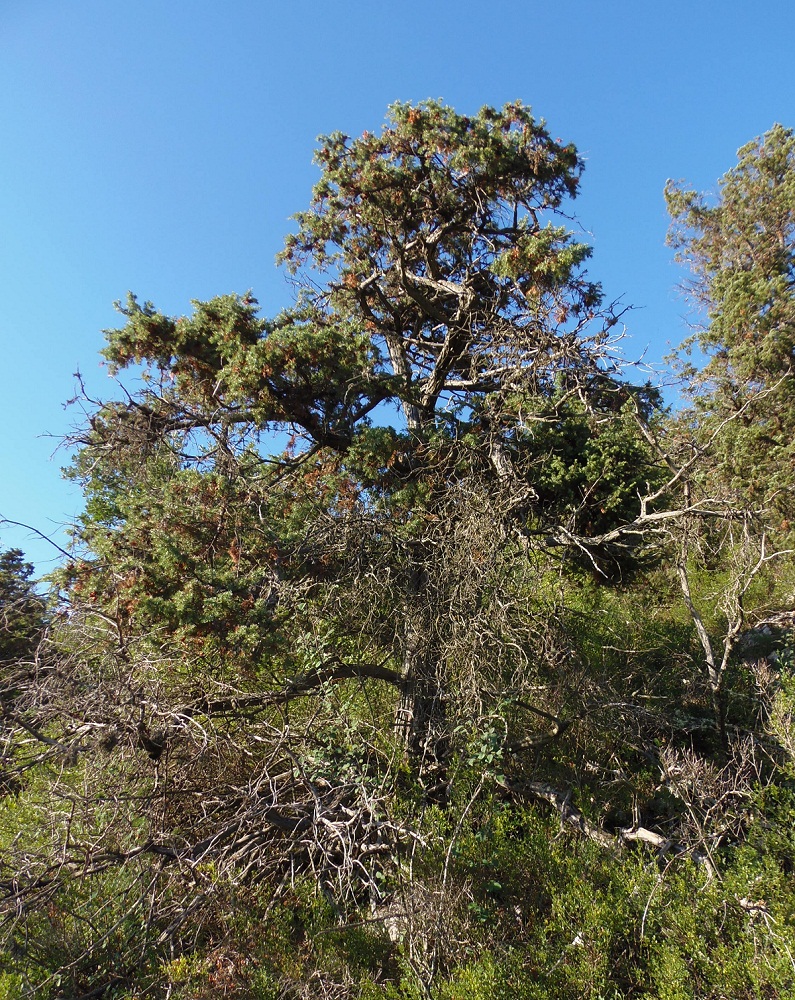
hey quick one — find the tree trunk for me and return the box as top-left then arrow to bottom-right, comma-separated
395,565 -> 449,795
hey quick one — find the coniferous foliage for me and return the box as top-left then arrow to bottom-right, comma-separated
0,549 -> 45,665
666,124 -> 795,511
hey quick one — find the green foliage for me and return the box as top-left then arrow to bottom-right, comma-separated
767,641 -> 795,777
667,124 -> 795,510
523,390 -> 667,577
0,548 -> 45,664
0,975 -> 23,1000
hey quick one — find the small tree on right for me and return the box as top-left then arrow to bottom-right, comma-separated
666,123 -> 795,516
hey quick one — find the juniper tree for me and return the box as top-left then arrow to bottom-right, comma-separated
64,101 -> 662,779
666,123 -> 795,513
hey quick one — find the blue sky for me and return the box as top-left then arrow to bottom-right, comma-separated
1,0 -> 793,572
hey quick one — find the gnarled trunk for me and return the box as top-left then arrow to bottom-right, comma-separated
395,564 -> 450,794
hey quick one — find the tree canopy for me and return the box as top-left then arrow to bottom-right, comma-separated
666,123 -> 795,510
66,100 -> 665,770
0,549 -> 44,665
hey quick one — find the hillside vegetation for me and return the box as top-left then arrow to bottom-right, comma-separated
2,103 -> 795,999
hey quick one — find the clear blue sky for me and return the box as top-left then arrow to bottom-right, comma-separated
1,0 -> 793,572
